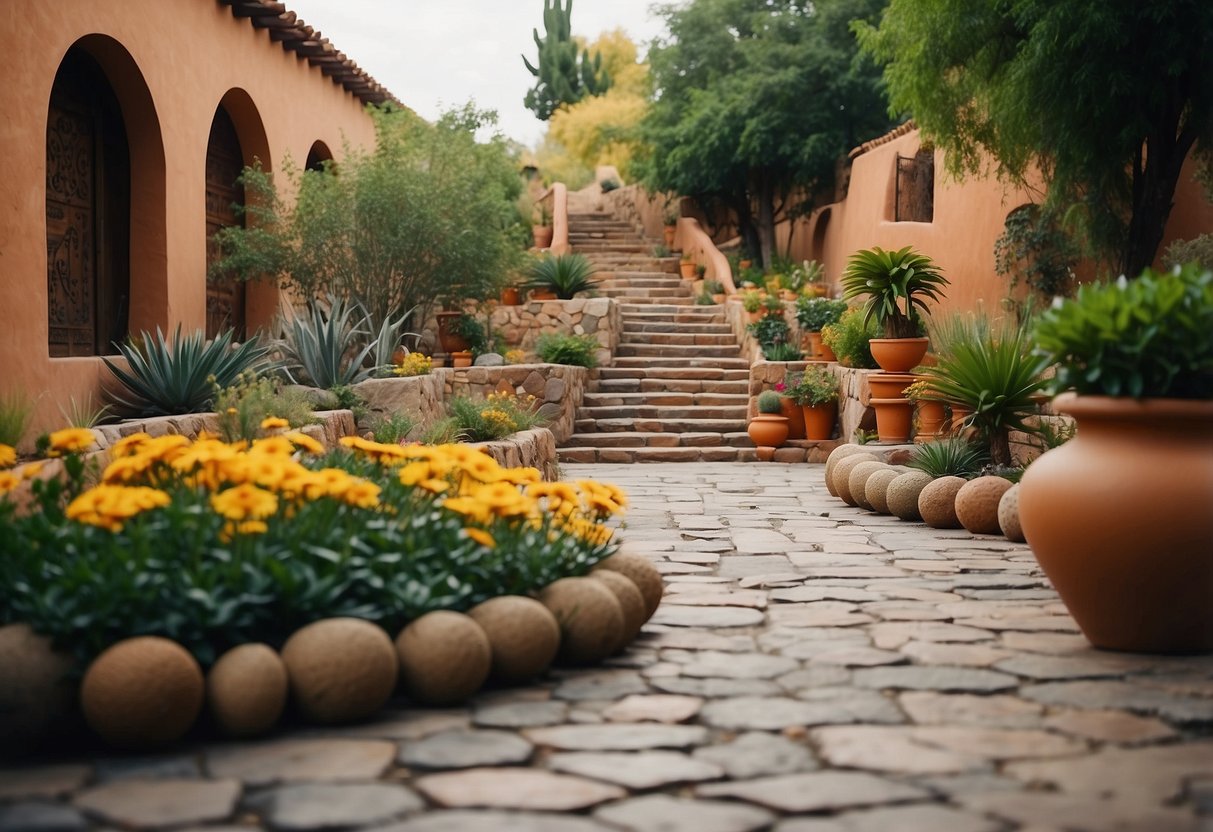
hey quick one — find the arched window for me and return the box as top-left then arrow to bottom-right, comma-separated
305,140 -> 333,173
205,106 -> 246,339
46,47 -> 130,357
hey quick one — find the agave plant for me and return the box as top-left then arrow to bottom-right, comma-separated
103,327 -> 269,416
907,437 -> 990,479
277,295 -> 407,389
840,246 -> 949,338
526,254 -> 598,300
921,312 -> 1049,465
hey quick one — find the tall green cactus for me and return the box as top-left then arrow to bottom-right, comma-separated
522,0 -> 611,120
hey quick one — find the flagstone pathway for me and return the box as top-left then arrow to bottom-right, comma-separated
3,463 -> 1213,832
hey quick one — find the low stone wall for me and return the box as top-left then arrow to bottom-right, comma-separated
439,364 -> 588,445
352,374 -> 445,433
491,298 -> 622,367
831,365 -> 882,443
726,298 -> 798,364
469,428 -> 559,481
90,410 -> 357,450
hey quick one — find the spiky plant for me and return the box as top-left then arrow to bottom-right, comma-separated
907,438 -> 990,479
526,254 -> 598,299
840,246 -> 949,338
276,295 -> 381,389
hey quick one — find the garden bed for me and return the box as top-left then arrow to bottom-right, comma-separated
490,298 -> 621,367
441,364 -> 588,444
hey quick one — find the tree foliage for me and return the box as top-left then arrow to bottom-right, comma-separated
856,0 -> 1213,278
639,0 -> 894,268
212,105 -> 525,332
523,0 -> 611,121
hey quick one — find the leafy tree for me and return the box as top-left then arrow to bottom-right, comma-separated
212,104 -> 525,333
856,0 -> 1213,278
639,0 -> 893,268
523,0 -> 611,121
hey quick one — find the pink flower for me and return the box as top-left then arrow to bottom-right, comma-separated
774,382 -> 786,393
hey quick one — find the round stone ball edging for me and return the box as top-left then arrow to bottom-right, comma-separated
282,617 -> 398,724
0,623 -> 78,750
865,467 -> 903,515
824,444 -> 865,497
81,636 -> 205,750
539,577 -> 625,665
589,570 -> 646,651
592,553 -> 663,619
999,483 -> 1026,542
955,476 -> 1015,535
832,452 -> 879,504
919,476 -> 967,529
848,461 -> 890,511
467,596 -> 561,683
207,643 -> 288,738
396,611 -> 492,706
886,471 -> 935,521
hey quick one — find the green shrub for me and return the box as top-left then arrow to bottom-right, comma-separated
703,279 -> 725,295
526,253 -> 599,299
369,412 -> 417,444
448,392 -> 548,442
820,308 -> 879,369
763,342 -> 803,361
1033,264 -> 1213,399
0,436 -> 621,667
215,372 -> 317,443
535,332 -> 599,368
57,395 -> 112,430
420,417 -> 463,445
907,438 -> 990,479
104,327 -> 269,417
1164,235 -> 1213,273
795,297 -> 848,332
741,291 -> 764,313
748,316 -> 792,349
756,390 -> 784,414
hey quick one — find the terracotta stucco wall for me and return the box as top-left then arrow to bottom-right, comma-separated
0,0 -> 379,438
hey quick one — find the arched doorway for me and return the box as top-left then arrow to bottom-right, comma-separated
305,140 -> 333,173
205,106 -> 246,339
45,47 -> 131,357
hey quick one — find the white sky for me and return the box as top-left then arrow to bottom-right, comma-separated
284,1 -> 669,147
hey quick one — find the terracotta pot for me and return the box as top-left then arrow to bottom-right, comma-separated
948,404 -> 973,433
530,289 -> 557,301
747,414 -> 789,449
869,337 -> 929,373
500,287 -> 521,306
663,225 -> 676,248
805,331 -> 824,359
818,340 -> 837,362
436,311 -> 469,354
802,402 -> 837,441
779,290 -> 797,302
680,262 -> 697,280
914,399 -> 948,441
779,397 -> 805,441
1018,394 -> 1213,653
711,294 -> 726,304
870,397 -> 913,443
867,372 -> 917,400
451,351 -> 474,368
532,226 -> 553,249
739,259 -> 753,270
806,284 -> 828,298
746,311 -> 762,325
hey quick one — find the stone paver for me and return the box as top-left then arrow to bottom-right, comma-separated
7,462 -> 1213,830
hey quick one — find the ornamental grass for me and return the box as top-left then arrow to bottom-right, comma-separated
0,430 -> 624,667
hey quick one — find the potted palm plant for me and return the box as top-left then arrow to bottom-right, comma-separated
840,246 -> 949,372
526,254 -> 598,300
1019,264 -> 1213,653
786,368 -> 839,441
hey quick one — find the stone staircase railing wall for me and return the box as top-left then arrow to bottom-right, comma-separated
441,364 -> 588,445
490,298 -> 622,367
600,183 -> 668,240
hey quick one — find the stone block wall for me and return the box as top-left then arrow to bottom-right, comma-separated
352,375 -> 445,432
439,364 -> 588,444
727,298 -> 798,364
490,298 -> 622,367
470,428 -> 559,481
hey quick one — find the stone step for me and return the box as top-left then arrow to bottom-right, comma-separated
616,343 -> 741,358
561,431 -> 733,449
573,241 -> 656,251
594,274 -> 687,287
557,445 -> 755,464
620,332 -> 738,347
583,391 -> 749,407
619,305 -> 724,317
599,287 -> 692,299
611,296 -> 697,306
578,404 -> 749,421
623,321 -> 733,334
591,377 -> 749,395
580,416 -> 747,434
594,366 -> 751,380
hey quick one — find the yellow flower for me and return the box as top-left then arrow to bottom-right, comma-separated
0,444 -> 15,468
308,468 -> 353,499
47,427 -> 96,456
464,528 -> 496,548
219,519 -> 268,542
66,485 -> 171,531
110,433 -> 151,458
249,436 -> 295,457
394,352 -> 433,377
260,416 -> 290,430
442,495 -> 492,524
342,479 -> 382,509
0,471 -> 19,495
21,462 -> 45,480
210,483 -> 278,521
283,432 -> 325,455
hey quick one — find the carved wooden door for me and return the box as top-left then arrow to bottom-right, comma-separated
205,108 -> 246,339
46,50 -> 130,357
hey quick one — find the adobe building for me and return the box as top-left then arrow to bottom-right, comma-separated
1,0 -> 390,438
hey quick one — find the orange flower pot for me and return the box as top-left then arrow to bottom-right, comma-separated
532,226 -> 553,249
500,287 -> 521,306
780,397 -> 805,441
869,337 -> 929,373
680,262 -> 697,280
747,414 -> 789,450
914,399 -> 948,441
802,402 -> 837,441
451,351 -> 473,368
868,372 -> 918,399
870,397 -> 913,443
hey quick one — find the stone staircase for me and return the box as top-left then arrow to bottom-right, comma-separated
557,212 -> 755,463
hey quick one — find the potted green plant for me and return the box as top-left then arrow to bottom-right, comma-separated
679,252 -> 696,280
840,246 -> 949,372
525,254 -> 598,300
1019,263 -> 1213,653
786,367 -> 839,440
820,308 -> 879,370
703,280 -> 726,304
762,293 -> 785,318
795,297 -> 847,360
748,390 -> 789,460
663,202 -> 679,248
741,290 -> 764,324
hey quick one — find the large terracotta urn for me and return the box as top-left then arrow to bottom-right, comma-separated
869,337 -> 928,373
747,415 -> 789,454
532,226 -> 554,249
1018,394 -> 1213,653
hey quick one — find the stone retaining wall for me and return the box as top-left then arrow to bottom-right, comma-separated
490,298 -> 622,368
91,410 -> 358,450
469,428 -> 559,481
352,375 -> 445,433
439,364 -> 588,444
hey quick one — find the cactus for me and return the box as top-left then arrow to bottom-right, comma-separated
522,0 -> 611,120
